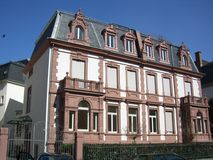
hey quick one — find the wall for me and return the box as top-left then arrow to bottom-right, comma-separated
202,85 -> 213,99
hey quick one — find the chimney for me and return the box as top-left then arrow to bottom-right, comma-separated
195,51 -> 203,68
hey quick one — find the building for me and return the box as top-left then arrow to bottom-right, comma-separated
21,10 -> 211,159
0,59 -> 28,127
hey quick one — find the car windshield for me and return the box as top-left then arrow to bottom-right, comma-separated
39,155 -> 73,160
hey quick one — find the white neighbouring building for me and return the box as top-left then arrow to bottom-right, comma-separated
21,10 -> 211,160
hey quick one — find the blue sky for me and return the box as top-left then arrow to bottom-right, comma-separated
0,0 -> 212,64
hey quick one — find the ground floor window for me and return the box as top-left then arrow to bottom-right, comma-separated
78,101 -> 90,131
128,108 -> 138,133
93,113 -> 98,132
165,111 -> 174,134
149,109 -> 158,134
108,106 -> 118,133
69,111 -> 75,130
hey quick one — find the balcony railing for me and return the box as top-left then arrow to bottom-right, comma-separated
64,77 -> 103,93
181,95 -> 208,107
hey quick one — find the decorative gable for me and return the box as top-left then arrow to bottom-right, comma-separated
177,44 -> 192,70
68,9 -> 90,45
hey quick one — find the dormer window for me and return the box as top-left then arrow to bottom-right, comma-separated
160,49 -> 168,61
102,25 -> 118,50
182,55 -> 188,66
177,44 -> 192,69
75,26 -> 84,40
123,31 -> 136,54
157,41 -> 169,63
126,39 -> 133,52
107,34 -> 115,48
143,36 -> 154,60
68,10 -> 89,45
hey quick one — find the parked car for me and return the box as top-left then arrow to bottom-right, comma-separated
133,153 -> 186,160
17,152 -> 74,160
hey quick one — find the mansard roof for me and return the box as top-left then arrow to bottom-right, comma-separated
0,59 -> 28,84
31,10 -> 198,72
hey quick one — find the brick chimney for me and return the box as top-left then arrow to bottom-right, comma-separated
195,51 -> 203,69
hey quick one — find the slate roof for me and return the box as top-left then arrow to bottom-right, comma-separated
0,59 -> 28,84
31,10 -> 198,72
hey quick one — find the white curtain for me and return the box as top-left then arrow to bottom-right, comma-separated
163,78 -> 171,96
107,67 -> 117,88
127,71 -> 136,91
165,111 -> 173,133
147,75 -> 155,94
185,82 -> 192,96
72,60 -> 85,79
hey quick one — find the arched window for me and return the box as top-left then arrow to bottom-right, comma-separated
196,112 -> 203,133
182,55 -> 188,66
75,26 -> 84,40
78,100 -> 90,131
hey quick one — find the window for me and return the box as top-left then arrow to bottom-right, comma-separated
93,113 -> 98,132
107,34 -> 115,48
163,78 -> 172,96
204,120 -> 208,133
165,111 -> 174,134
75,26 -> 84,40
146,45 -> 152,58
69,111 -> 75,130
182,55 -> 188,66
184,82 -> 192,96
193,119 -> 197,133
126,39 -> 134,53
129,108 -> 137,133
26,86 -> 32,113
127,70 -> 137,91
78,101 -> 90,131
147,74 -> 156,94
0,96 -> 4,105
107,67 -> 118,88
197,113 -> 203,133
108,106 -> 118,133
160,49 -> 168,61
149,109 -> 158,133
72,60 -> 85,80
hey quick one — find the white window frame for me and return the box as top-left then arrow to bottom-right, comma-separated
161,49 -> 168,61
75,26 -> 84,40
78,106 -> 89,132
93,113 -> 98,132
108,106 -> 118,133
146,45 -> 152,58
163,77 -> 172,96
107,34 -> 115,48
149,110 -> 158,134
165,111 -> 174,134
69,111 -> 75,131
128,108 -> 137,133
126,39 -> 133,53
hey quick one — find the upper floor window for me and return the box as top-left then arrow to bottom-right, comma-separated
103,25 -> 117,50
143,36 -> 154,59
107,66 -> 118,88
75,26 -> 84,40
26,86 -> 32,114
163,77 -> 172,96
184,81 -> 192,96
78,100 -> 90,131
165,110 -> 174,134
149,109 -> 158,134
126,39 -> 134,53
157,41 -> 169,63
107,34 -> 115,48
108,106 -> 118,133
129,108 -> 138,133
147,74 -> 156,94
72,60 -> 85,80
182,55 -> 188,66
127,70 -> 137,91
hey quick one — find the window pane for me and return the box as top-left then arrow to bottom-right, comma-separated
111,35 -> 114,48
72,60 -> 85,79
146,45 -> 152,57
78,110 -> 88,130
185,82 -> 192,96
133,117 -> 137,132
147,75 -> 156,94
108,115 -> 111,131
149,117 -> 153,132
197,117 -> 202,132
113,115 -> 117,131
69,111 -> 74,129
163,78 -> 171,96
129,116 -> 132,132
165,111 -> 173,133
153,117 -> 157,133
127,71 -> 136,91
107,67 -> 117,88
